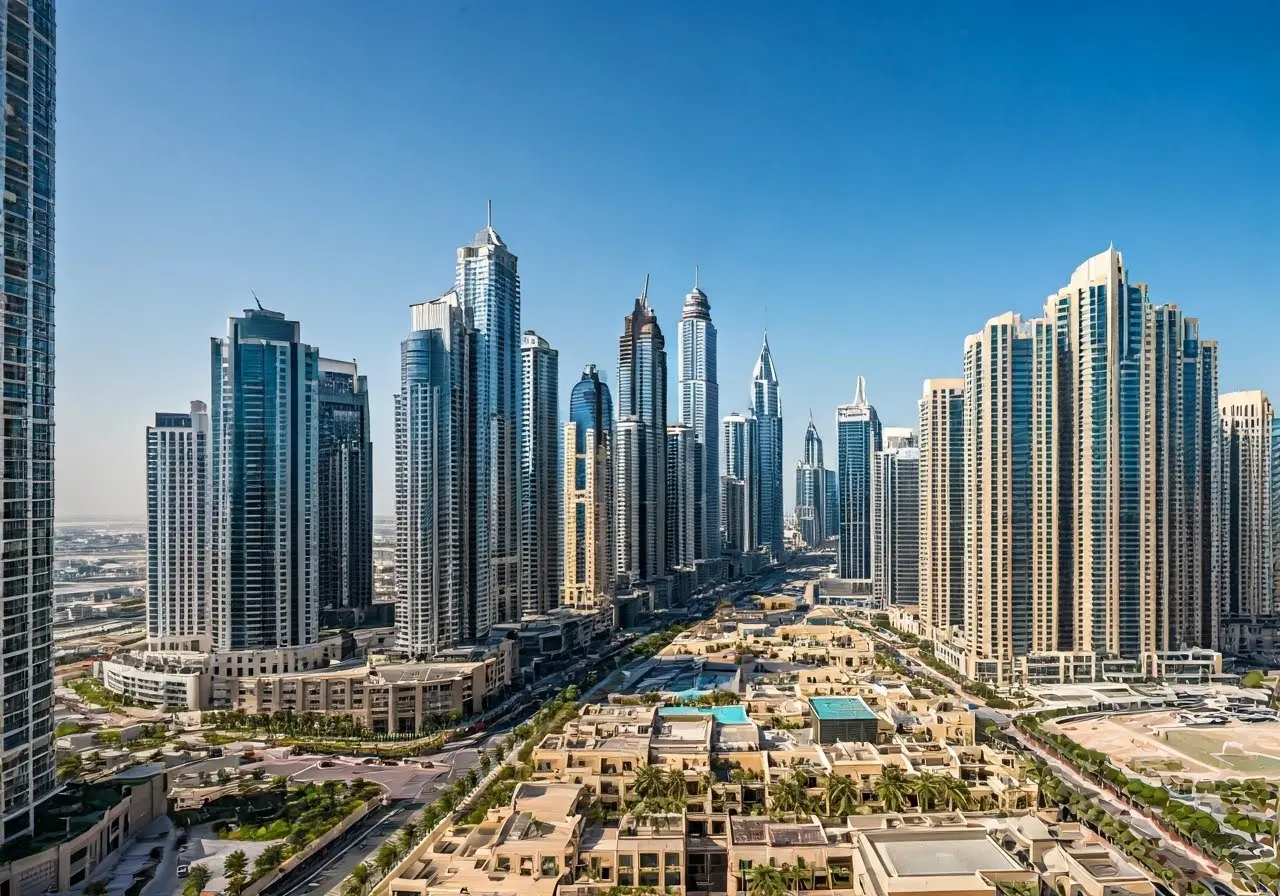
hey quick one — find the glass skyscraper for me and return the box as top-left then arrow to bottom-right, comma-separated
836,376 -> 881,580
616,281 -> 667,582
210,308 -> 320,651
563,365 -> 614,608
824,469 -> 839,539
317,359 -> 372,615
794,417 -> 826,548
519,331 -> 560,617
456,212 -> 521,630
750,333 -> 783,556
0,0 -> 56,836
678,274 -> 719,559
872,434 -> 920,606
721,412 -> 758,553
147,402 -> 210,649
395,292 -> 477,656
666,423 -> 697,568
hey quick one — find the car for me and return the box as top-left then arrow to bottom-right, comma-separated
177,864 -> 190,878
319,760 -> 335,768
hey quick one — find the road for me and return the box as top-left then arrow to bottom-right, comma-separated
861,624 -> 1230,885
262,553 -> 820,895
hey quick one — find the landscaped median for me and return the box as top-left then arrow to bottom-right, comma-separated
364,684 -> 591,896
174,778 -> 383,896
1015,709 -> 1280,894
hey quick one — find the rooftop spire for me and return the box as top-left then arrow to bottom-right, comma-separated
487,199 -> 492,229
695,265 -> 700,290
854,375 -> 866,406
641,273 -> 650,304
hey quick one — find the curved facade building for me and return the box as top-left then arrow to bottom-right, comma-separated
564,365 -> 614,607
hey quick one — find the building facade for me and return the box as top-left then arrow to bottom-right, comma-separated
750,334 -> 784,556
872,442 -> 920,607
395,292 -> 477,657
0,0 -> 57,838
616,281 -> 668,582
456,213 -> 521,629
317,358 -> 372,614
918,379 -> 965,630
563,365 -> 614,609
678,274 -> 720,560
721,413 -> 758,553
836,377 -> 881,580
824,469 -> 839,539
666,424 -> 697,569
520,331 -> 560,617
146,402 -> 209,649
1220,391 -> 1274,617
210,308 -> 320,652
794,417 -> 826,548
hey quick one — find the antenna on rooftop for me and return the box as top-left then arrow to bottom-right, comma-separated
252,290 -> 264,311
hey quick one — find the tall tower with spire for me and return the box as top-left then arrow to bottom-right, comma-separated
456,206 -> 521,629
836,375 -> 881,580
794,414 -> 826,547
678,268 -> 720,560
616,278 -> 668,582
751,332 -> 784,556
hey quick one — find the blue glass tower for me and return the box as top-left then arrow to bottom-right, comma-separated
836,376 -> 880,580
210,307 -> 320,651
751,333 -> 784,556
679,272 -> 719,559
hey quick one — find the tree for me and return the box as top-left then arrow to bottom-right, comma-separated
821,772 -> 858,818
375,843 -> 400,876
875,765 -> 910,813
634,764 -> 668,800
57,753 -> 83,782
939,775 -> 972,811
254,844 -> 287,878
226,873 -> 247,896
224,849 -> 248,879
746,863 -> 787,896
398,823 -> 419,854
910,772 -> 945,812
183,864 -> 213,896
478,751 -> 492,775
349,862 -> 372,894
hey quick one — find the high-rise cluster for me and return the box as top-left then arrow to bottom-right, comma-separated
794,416 -> 826,548
917,248 -> 1247,681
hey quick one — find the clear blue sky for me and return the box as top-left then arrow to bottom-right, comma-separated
56,0 -> 1278,518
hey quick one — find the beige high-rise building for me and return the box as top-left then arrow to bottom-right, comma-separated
961,313 -> 1056,665
563,365 -> 614,609
918,379 -> 963,631
1220,390 -> 1274,618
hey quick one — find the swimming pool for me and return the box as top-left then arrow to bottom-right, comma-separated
658,705 -> 750,725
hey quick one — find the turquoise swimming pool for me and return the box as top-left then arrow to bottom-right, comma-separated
658,705 -> 750,725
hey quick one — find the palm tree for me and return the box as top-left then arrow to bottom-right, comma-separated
910,772 -> 945,812
875,765 -> 910,813
225,874 -> 247,896
224,849 -> 248,879
375,843 -> 400,876
746,863 -> 787,896
939,775 -> 972,811
634,764 -> 668,800
183,863 -> 213,896
821,772 -> 858,818
349,862 -> 372,893
664,767 -> 688,798
398,823 -> 419,854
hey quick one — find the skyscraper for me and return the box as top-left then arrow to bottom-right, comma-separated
824,470 -> 840,539
616,280 -> 668,582
721,412 -> 758,553
678,272 -> 719,559
563,365 -> 614,609
146,403 -> 210,650
794,416 -> 826,548
934,249 -> 1223,676
520,331 -> 560,617
751,334 -> 784,555
2,0 -> 57,833
836,377 -> 881,580
872,436 -> 920,606
210,307 -> 320,651
317,359 -> 373,614
666,424 -> 697,569
456,208 -> 521,629
961,314 -> 1055,663
1220,391 -> 1274,617
918,379 -> 965,630
395,292 -> 477,656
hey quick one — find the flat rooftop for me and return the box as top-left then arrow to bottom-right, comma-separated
870,830 -> 1020,877
810,695 -> 878,721
658,705 -> 749,725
